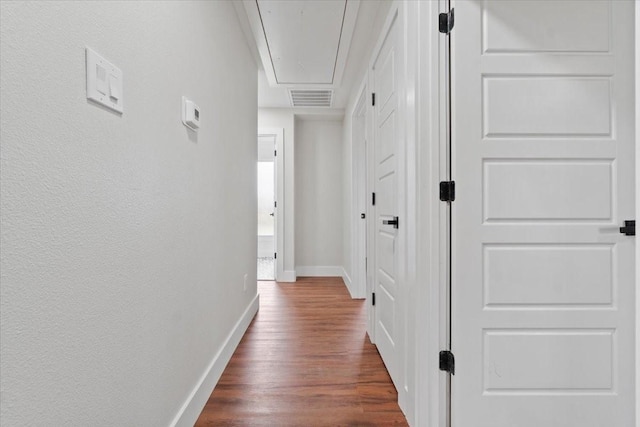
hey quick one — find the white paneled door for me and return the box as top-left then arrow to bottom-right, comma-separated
451,1 -> 635,426
372,10 -> 402,390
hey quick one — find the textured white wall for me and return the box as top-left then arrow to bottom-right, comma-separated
0,2 -> 257,426
295,119 -> 344,269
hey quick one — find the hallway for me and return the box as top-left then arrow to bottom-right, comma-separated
195,278 -> 408,426
1,2 -> 638,426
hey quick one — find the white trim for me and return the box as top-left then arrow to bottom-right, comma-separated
366,64 -> 376,343
295,266 -> 343,277
170,294 -> 259,427
401,0 -> 420,423
437,0 -> 451,425
279,270 -> 296,282
350,83 -> 368,300
369,2 -> 401,69
332,0 -> 361,87
341,268 -> 354,296
241,0 -> 277,86
635,3 -> 639,425
258,128 -> 285,282
415,1 -> 447,426
231,1 -> 260,67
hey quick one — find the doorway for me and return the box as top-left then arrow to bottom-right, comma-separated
351,86 -> 368,301
257,135 -> 276,280
257,128 -> 284,281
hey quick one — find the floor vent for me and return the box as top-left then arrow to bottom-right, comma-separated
289,89 -> 333,107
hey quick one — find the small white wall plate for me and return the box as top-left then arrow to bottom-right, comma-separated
86,47 -> 123,113
182,96 -> 200,130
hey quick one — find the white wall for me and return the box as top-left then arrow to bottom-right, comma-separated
0,2 -> 258,426
295,119 -> 344,276
258,109 -> 296,281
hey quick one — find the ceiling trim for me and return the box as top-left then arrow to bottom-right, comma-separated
232,1 -> 262,67
241,0 -> 360,89
332,0 -> 359,87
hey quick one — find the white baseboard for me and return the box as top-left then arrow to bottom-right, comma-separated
279,270 -> 296,282
296,265 -> 343,277
342,268 -> 355,297
170,294 -> 259,427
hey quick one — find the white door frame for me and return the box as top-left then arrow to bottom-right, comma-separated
350,85 -> 368,300
364,69 -> 377,341
413,0 -> 450,425
258,128 -> 284,281
350,73 -> 376,341
635,4 -> 639,424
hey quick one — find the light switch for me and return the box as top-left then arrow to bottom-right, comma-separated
109,74 -> 120,100
86,47 -> 123,113
96,64 -> 107,95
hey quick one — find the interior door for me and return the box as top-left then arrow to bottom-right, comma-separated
372,10 -> 402,389
451,1 -> 635,426
257,135 -> 276,281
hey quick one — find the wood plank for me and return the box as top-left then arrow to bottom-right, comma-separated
195,277 -> 408,426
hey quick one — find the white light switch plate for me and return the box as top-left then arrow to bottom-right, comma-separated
86,47 -> 123,113
182,96 -> 201,130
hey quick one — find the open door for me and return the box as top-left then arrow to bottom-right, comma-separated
448,1 -> 636,426
257,135 -> 276,281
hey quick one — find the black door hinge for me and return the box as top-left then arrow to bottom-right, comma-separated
440,181 -> 455,202
361,213 -> 366,219
274,150 -> 277,156
274,201 -> 277,208
439,350 -> 455,375
372,93 -> 376,106
372,192 -> 376,206
274,252 -> 277,259
372,292 -> 376,306
620,220 -> 636,236
439,8 -> 454,34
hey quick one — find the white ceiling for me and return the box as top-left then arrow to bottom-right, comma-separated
236,0 -> 384,110
258,0 -> 346,84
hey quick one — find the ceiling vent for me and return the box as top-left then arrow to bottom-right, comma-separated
289,90 -> 333,108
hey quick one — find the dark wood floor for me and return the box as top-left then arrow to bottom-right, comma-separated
195,277 -> 408,426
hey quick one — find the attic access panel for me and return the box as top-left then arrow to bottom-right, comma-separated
257,0 -> 347,84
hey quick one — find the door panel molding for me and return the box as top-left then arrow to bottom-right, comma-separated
450,2 -> 635,426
